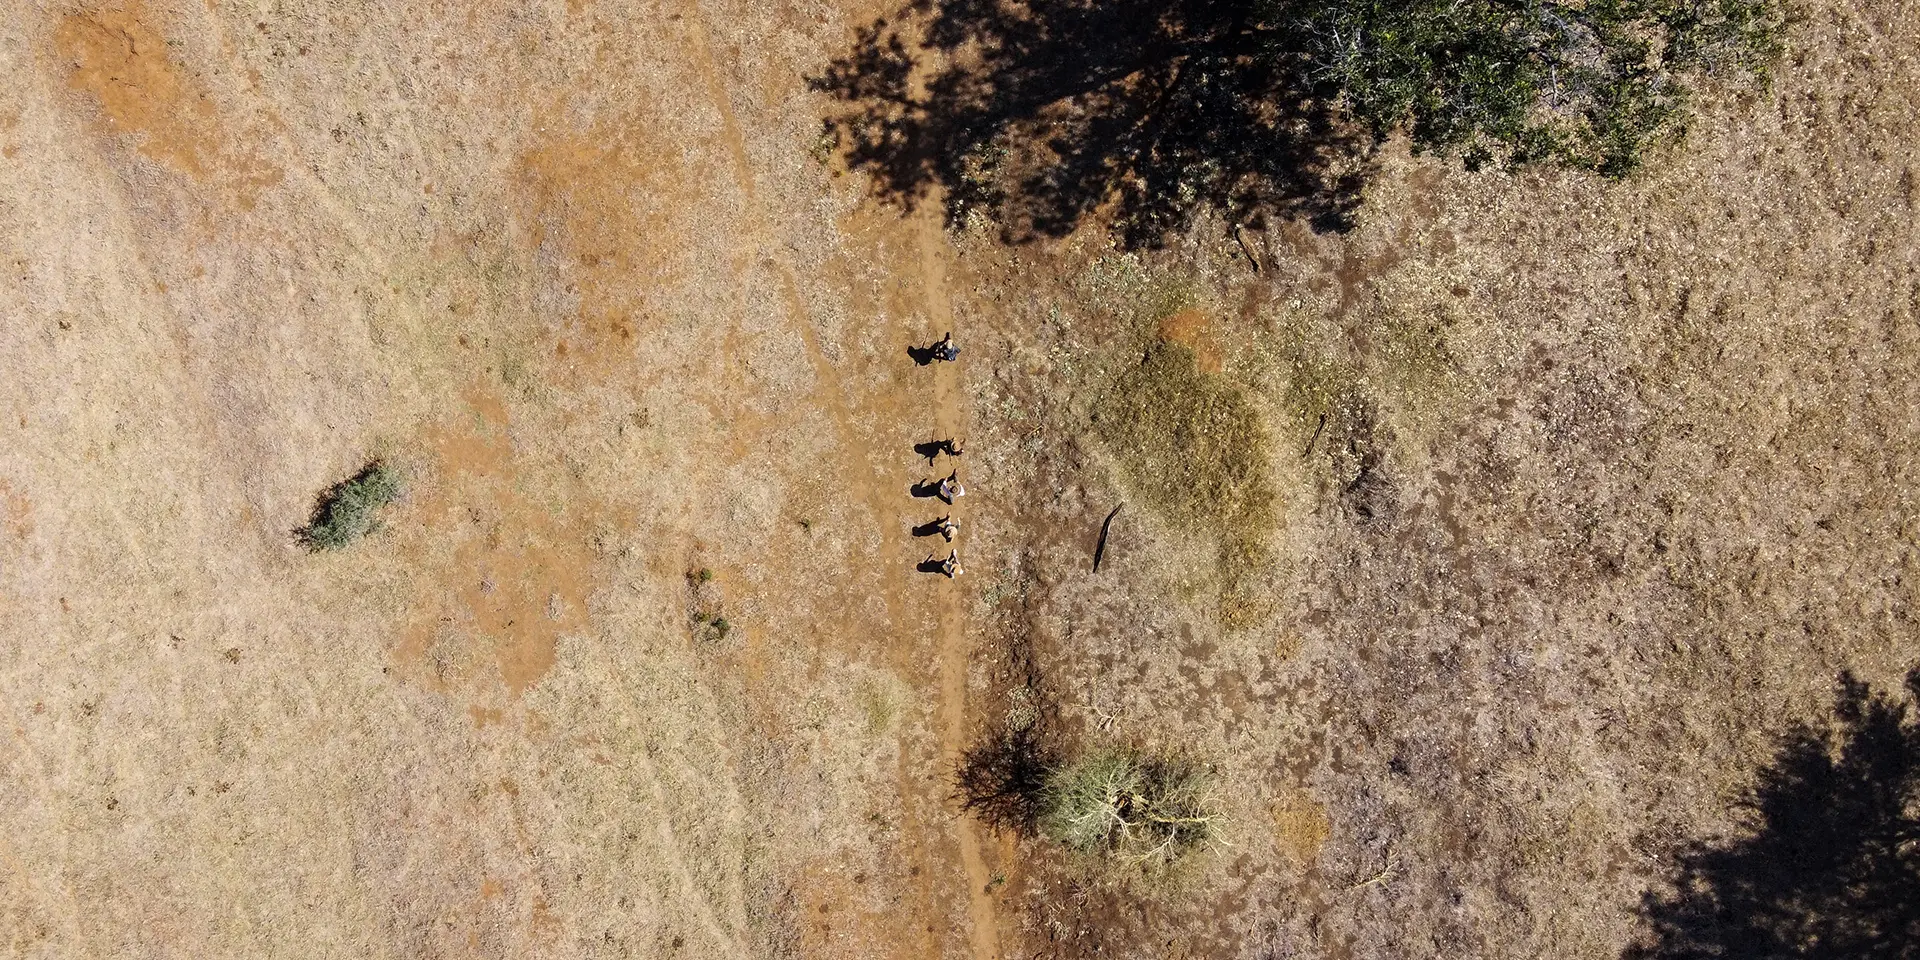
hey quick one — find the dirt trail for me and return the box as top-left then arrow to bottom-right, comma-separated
918,209 -> 1002,960
682,4 -> 994,955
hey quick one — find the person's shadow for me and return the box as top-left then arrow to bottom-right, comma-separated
913,439 -> 951,464
907,342 -> 947,366
911,517 -> 952,538
915,556 -> 952,575
1624,667 -> 1920,959
909,478 -> 945,499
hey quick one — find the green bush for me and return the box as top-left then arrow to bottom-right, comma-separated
296,461 -> 402,551
1039,748 -> 1220,868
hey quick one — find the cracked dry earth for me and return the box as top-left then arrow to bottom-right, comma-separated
3,1 -> 1919,959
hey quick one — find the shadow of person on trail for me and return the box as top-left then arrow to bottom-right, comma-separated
1624,668 -> 1920,960
913,439 -> 948,463
909,471 -> 964,503
809,0 -> 1371,247
911,515 -> 957,540
914,438 -> 963,465
907,332 -> 958,366
915,550 -> 961,576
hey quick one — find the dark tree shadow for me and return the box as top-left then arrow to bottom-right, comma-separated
955,726 -> 1057,830
810,0 -> 1372,247
1625,668 -> 1920,960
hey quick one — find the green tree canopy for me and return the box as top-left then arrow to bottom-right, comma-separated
1279,0 -> 1785,173
814,0 -> 1785,243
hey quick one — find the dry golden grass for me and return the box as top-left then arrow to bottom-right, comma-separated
1093,341 -> 1278,627
5,0 -> 1919,957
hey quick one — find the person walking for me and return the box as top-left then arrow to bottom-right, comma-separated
931,332 -> 958,362
937,470 -> 965,504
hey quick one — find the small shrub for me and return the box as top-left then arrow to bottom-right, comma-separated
689,607 -> 733,645
1039,748 -> 1221,868
296,461 -> 402,551
696,567 -> 714,583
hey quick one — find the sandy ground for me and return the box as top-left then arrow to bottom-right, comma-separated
4,0 -> 997,955
1,0 -> 1916,958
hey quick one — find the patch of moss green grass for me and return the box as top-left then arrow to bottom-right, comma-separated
1094,341 -> 1277,626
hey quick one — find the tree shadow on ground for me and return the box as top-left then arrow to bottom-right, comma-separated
955,726 -> 1058,831
1626,668 -> 1920,960
809,0 -> 1371,247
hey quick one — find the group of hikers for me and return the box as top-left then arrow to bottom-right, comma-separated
920,333 -> 963,578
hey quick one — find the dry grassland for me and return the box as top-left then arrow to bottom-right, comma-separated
2,0 -> 1916,958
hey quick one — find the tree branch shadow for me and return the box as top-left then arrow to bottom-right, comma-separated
809,0 -> 1372,247
956,724 -> 1058,831
1626,668 -> 1920,960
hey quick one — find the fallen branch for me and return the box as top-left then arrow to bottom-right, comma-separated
1233,223 -> 1263,273
1092,503 -> 1125,572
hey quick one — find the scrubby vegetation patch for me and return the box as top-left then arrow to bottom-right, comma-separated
1282,0 -> 1788,174
1039,748 -> 1221,869
297,461 -> 402,551
1093,340 -> 1277,624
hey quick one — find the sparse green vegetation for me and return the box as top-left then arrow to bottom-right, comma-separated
1039,748 -> 1221,869
856,681 -> 899,736
296,461 -> 402,551
1279,0 -> 1787,174
1093,340 -> 1276,625
685,567 -> 733,644
690,608 -> 733,645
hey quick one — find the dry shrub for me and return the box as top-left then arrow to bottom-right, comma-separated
1039,748 -> 1221,869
